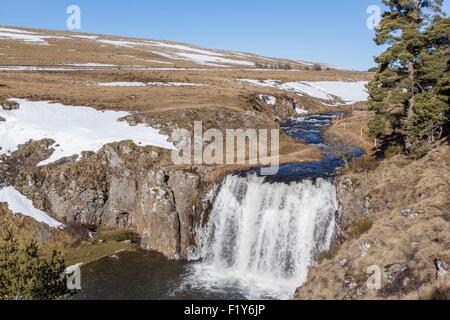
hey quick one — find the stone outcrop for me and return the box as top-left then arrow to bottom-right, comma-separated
6,141 -> 210,258
1,100 -> 20,110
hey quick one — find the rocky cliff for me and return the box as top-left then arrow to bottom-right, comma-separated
0,92 -> 312,259
2,140 -> 213,258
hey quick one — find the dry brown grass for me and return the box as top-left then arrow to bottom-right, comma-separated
295,144 -> 450,300
325,111 -> 375,155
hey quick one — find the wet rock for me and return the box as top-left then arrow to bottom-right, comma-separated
1,100 -> 20,110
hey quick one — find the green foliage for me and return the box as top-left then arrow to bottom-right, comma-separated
368,114 -> 388,138
254,62 -> 292,70
368,0 -> 449,157
97,228 -> 138,243
384,145 -> 403,159
0,230 -> 70,300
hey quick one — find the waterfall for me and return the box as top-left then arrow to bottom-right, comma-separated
184,174 -> 339,300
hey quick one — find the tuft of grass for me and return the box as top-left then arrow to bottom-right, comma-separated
97,228 -> 139,243
348,157 -> 379,173
394,159 -> 414,168
427,287 -> 450,300
348,218 -> 374,239
63,241 -> 136,266
384,145 -> 403,159
315,244 -> 340,264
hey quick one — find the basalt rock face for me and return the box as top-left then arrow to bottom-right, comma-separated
135,169 -> 200,257
7,141 -> 206,258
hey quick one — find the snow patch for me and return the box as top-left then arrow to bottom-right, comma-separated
69,63 -> 118,67
97,39 -> 139,48
175,52 -> 254,66
72,35 -> 98,40
144,41 -> 225,57
303,81 -> 369,104
240,79 -> 368,105
0,187 -> 63,228
0,99 -> 174,166
0,27 -> 34,34
98,82 -> 148,87
257,95 -> 277,106
295,105 -> 308,115
98,82 -> 207,87
0,30 -> 49,44
0,27 -> 70,45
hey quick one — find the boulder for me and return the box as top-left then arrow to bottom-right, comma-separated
435,258 -> 449,278
1,100 -> 20,110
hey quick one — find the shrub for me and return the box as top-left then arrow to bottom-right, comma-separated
0,230 -> 70,300
410,144 -> 431,160
348,157 -> 379,173
312,63 -> 322,71
384,145 -> 403,159
97,228 -> 139,243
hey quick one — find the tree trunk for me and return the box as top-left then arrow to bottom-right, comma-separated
407,60 -> 415,120
405,0 -> 422,151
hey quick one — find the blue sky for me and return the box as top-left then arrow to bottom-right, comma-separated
1,0 -> 449,70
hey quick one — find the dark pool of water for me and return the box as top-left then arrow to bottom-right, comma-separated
73,251 -> 247,300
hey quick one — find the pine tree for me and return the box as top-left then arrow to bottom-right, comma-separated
0,230 -> 70,300
368,0 -> 449,157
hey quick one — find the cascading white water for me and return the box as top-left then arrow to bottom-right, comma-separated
185,174 -> 339,300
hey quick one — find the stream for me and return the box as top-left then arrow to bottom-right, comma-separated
74,111 -> 364,300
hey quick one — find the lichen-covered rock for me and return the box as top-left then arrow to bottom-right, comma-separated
137,182 -> 180,257
168,171 -> 200,254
